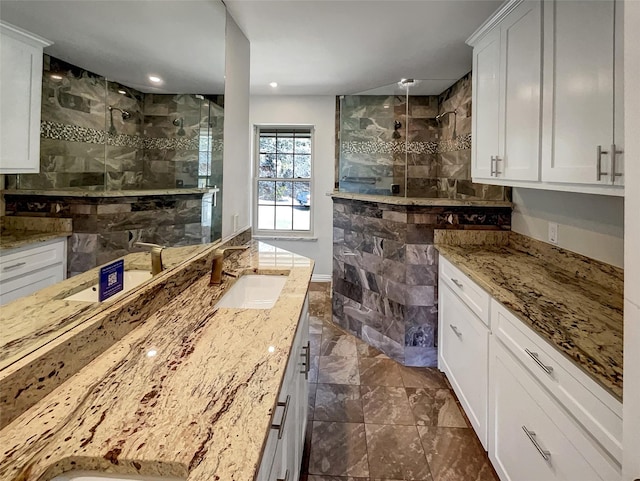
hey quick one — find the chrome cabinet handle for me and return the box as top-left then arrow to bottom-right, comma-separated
449,324 -> 462,338
525,348 -> 553,375
597,145 -> 609,181
277,470 -> 290,481
271,395 -> 290,439
494,156 -> 502,176
522,425 -> 551,461
490,155 -> 496,177
300,341 -> 310,379
2,262 -> 26,271
450,278 -> 463,289
610,143 -> 623,184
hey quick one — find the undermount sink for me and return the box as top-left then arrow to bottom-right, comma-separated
215,275 -> 287,309
51,471 -> 183,481
63,270 -> 153,303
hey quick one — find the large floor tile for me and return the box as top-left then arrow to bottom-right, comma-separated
314,383 -> 364,423
309,422 -> 369,477
309,382 -> 318,420
365,423 -> 433,480
399,366 -> 449,389
318,356 -> 360,385
310,333 -> 322,356
309,356 -> 319,383
355,339 -> 389,359
406,388 -> 468,428
310,315 -> 324,335
417,426 -> 498,481
321,325 -> 357,357
361,385 -> 415,425
359,357 -> 404,387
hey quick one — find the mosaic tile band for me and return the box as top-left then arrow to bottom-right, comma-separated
40,121 -> 224,152
341,134 -> 471,156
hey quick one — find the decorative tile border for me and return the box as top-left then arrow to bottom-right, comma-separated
341,133 -> 472,156
41,121 -> 210,152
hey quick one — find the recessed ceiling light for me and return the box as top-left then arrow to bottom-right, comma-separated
149,75 -> 162,83
118,89 -> 127,95
270,82 -> 278,88
50,74 -> 62,80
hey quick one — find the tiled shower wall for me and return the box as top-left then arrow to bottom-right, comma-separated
338,72 -> 509,201
332,197 -> 512,366
6,55 -> 223,191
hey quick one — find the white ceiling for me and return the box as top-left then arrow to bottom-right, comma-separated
224,0 -> 502,95
0,0 -> 226,94
0,0 -> 502,96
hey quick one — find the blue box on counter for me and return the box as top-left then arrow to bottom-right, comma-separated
99,259 -> 124,301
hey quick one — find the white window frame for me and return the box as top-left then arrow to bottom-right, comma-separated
253,125 -> 315,238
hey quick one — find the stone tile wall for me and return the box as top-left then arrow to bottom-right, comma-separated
338,72 -> 510,201
4,193 -> 208,277
332,197 -> 511,367
6,56 -> 223,192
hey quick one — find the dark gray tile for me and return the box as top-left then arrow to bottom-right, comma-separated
399,366 -> 448,389
309,422 -> 369,477
314,384 -> 363,423
361,385 -> 415,425
318,356 -> 360,385
320,325 -> 357,357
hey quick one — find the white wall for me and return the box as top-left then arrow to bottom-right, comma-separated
511,188 -> 624,267
222,12 -> 251,239
623,1 -> 640,479
250,95 -> 336,279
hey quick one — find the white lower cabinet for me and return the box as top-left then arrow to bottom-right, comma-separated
438,280 -> 489,448
257,295 -> 309,481
0,238 -> 67,305
437,254 -> 622,481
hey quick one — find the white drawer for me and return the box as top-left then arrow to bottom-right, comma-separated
439,282 -> 489,448
490,340 -> 620,481
491,299 -> 622,465
0,262 -> 64,305
439,254 -> 490,326
0,238 -> 66,282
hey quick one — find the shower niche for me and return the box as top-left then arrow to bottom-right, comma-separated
338,74 -> 508,201
8,55 -> 224,193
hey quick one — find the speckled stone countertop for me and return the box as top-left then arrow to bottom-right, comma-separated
0,216 -> 72,251
435,231 -> 623,401
0,241 -> 313,481
330,191 -> 513,207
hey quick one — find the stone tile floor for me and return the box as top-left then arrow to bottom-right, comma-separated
302,283 -> 499,481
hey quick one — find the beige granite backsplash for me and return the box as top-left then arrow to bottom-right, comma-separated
1,216 -> 72,233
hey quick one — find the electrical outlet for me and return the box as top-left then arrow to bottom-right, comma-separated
548,222 -> 559,244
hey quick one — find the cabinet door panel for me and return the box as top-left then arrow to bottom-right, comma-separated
500,0 -> 541,181
541,0 -> 615,184
472,27 -> 501,180
439,283 -> 489,448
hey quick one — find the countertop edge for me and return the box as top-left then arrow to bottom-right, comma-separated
329,191 -> 513,207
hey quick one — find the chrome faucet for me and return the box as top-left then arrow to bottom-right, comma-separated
134,242 -> 165,276
210,245 -> 249,285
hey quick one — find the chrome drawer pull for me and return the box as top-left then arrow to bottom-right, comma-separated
490,155 -> 496,177
277,470 -> 290,481
522,425 -> 551,461
271,395 -> 290,439
2,262 -> 27,271
300,341 -> 310,379
610,143 -> 623,184
494,156 -> 502,176
525,348 -> 553,375
449,324 -> 462,338
450,278 -> 463,289
597,145 -> 609,181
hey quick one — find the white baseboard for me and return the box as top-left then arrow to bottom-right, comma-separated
311,274 -> 332,283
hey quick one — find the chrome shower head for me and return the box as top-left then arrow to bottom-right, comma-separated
108,106 -> 131,120
435,109 -> 458,122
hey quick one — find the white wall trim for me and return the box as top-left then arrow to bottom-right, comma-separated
311,274 -> 332,283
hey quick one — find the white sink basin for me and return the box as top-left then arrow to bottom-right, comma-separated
215,275 -> 287,309
51,471 -> 183,481
63,270 -> 153,303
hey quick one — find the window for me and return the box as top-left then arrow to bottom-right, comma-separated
255,127 -> 312,234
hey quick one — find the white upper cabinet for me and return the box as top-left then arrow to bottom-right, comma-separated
0,22 -> 51,175
541,0 -> 621,186
470,1 -> 542,183
468,0 -> 624,196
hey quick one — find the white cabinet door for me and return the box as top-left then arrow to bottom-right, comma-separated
438,282 -> 489,448
490,340 -> 617,481
0,24 -> 50,174
541,0 -> 617,185
472,27 -> 501,180
499,0 -> 542,181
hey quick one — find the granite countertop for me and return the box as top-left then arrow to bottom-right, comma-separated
2,188 -> 214,198
330,191 -> 513,207
0,241 -> 313,481
0,216 -> 73,251
435,232 -> 623,401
